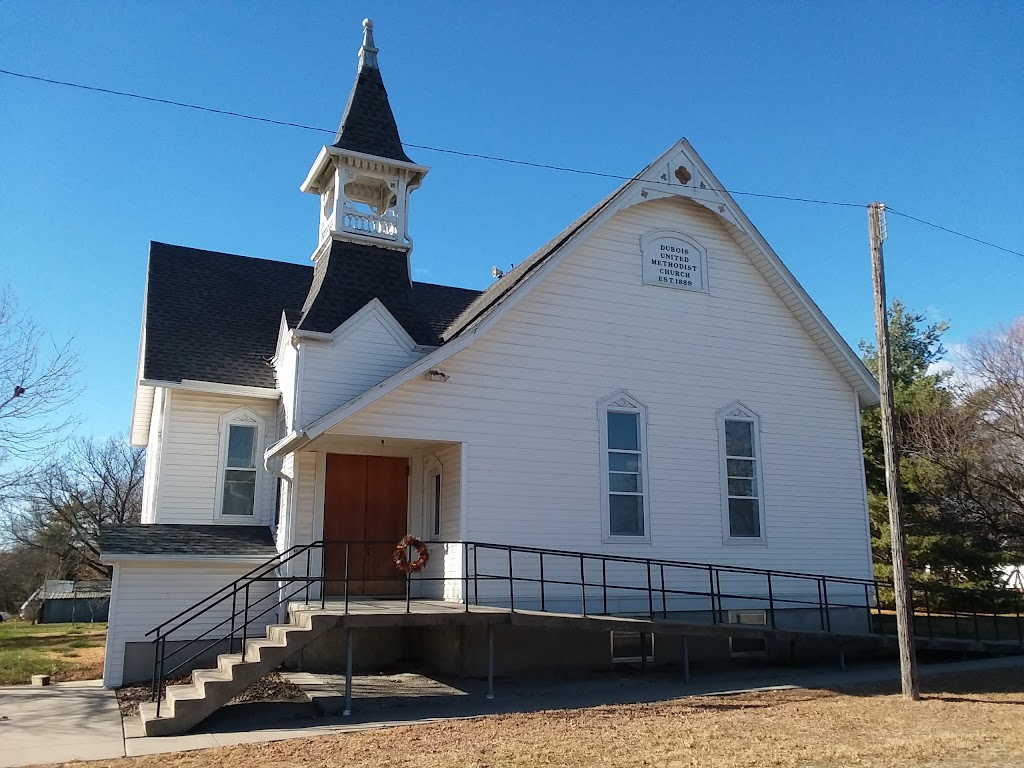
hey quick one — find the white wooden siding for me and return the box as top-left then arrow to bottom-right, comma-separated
152,390 -> 277,526
416,444 -> 463,599
275,325 -> 299,430
290,451 -> 318,549
328,197 -> 873,594
140,387 -> 165,524
103,560 -> 275,687
274,453 -> 294,551
297,311 -> 424,426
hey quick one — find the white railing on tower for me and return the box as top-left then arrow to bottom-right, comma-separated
341,204 -> 399,240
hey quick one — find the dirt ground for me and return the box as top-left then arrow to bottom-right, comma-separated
37,666 -> 1024,768
116,671 -> 306,717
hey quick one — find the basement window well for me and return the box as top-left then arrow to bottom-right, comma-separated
728,610 -> 768,657
610,631 -> 655,663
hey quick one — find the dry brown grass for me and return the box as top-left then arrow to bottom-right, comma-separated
43,667 -> 1024,768
51,643 -> 106,681
0,621 -> 107,685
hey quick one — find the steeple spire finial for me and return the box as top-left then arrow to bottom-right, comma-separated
358,18 -> 379,70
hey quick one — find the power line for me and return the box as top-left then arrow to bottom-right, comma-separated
885,207 -> 1023,259
0,67 -> 864,207
0,66 -> 865,207
2,66 -> 1021,259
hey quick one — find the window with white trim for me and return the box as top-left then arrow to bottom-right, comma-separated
718,403 -> 765,541
216,410 -> 264,519
599,392 -> 650,539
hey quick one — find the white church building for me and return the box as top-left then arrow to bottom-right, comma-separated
102,19 -> 879,698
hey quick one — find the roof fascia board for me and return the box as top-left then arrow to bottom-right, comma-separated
139,379 -> 280,399
293,137 -> 879,437
673,139 -> 880,404
455,191 -> 636,340
271,311 -> 293,362
102,553 -> 273,564
326,145 -> 430,175
302,332 -> 478,440
264,430 -> 310,464
298,181 -> 632,440
295,160 -> 668,439
300,146 -> 430,194
129,383 -> 154,447
300,146 -> 330,193
129,286 -> 151,445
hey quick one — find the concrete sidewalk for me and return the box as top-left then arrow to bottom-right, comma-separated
0,680 -> 124,768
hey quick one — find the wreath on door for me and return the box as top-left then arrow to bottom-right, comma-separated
394,534 -> 430,574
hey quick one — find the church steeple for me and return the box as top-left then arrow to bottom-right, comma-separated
300,18 -> 428,254
331,19 -> 413,164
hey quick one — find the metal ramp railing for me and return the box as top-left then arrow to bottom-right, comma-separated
145,539 -> 1024,714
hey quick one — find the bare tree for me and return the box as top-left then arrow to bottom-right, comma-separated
906,317 -> 1024,558
0,289 -> 80,497
7,436 -> 144,577
960,318 -> 1024,444
0,544 -> 62,614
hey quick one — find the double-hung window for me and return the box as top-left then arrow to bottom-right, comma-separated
600,392 -> 649,539
719,403 -> 764,541
217,410 -> 263,519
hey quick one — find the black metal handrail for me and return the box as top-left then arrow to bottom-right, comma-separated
147,538 -> 1024,716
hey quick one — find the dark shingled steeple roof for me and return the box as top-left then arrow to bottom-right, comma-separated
297,240 -> 450,344
332,19 -> 413,164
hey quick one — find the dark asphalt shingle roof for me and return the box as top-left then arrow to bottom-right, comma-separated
145,242 -> 312,389
333,65 -> 413,164
101,524 -> 278,557
142,242 -> 481,389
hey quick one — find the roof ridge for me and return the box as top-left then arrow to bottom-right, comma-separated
413,280 -> 483,293
150,241 -> 313,271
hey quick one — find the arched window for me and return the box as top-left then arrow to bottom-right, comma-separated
718,402 -> 766,542
424,456 -> 442,540
215,408 -> 265,520
598,391 -> 651,541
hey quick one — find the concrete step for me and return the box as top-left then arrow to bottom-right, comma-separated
141,609 -> 329,737
216,653 -> 243,675
267,623 -> 311,644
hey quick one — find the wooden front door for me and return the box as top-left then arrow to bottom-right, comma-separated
323,454 -> 409,596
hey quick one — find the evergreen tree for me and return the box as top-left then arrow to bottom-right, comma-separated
859,301 -> 1000,589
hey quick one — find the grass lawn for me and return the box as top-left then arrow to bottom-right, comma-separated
0,620 -> 107,685
38,665 -> 1024,768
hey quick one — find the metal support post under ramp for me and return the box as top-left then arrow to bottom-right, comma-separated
486,624 -> 495,700
343,628 -> 354,716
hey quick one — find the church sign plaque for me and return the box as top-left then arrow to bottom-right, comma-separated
640,231 -> 708,292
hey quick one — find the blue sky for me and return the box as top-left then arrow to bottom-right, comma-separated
1,1 -> 1022,439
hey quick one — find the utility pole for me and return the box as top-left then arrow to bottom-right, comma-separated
868,201 -> 920,701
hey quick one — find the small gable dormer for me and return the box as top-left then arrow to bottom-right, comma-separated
300,18 -> 429,255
